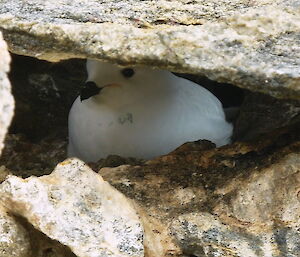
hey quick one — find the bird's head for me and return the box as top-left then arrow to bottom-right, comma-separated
80,60 -> 150,101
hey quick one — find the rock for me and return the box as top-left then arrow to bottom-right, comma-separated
0,133 -> 144,178
233,92 -> 300,141
0,162 -> 76,257
0,133 -> 67,177
99,123 -> 300,256
16,217 -> 77,257
0,165 -> 9,183
8,54 -> 85,141
0,195 -> 76,257
0,158 -> 144,257
0,207 -> 31,257
0,1 -> 299,99
0,31 -> 14,155
0,2 -> 299,256
172,151 -> 300,256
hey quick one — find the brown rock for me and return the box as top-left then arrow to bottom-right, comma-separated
233,92 -> 300,141
99,124 -> 300,256
0,134 -> 67,177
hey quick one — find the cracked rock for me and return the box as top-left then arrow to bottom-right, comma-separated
0,158 -> 144,257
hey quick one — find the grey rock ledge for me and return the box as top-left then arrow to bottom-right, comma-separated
0,0 -> 299,99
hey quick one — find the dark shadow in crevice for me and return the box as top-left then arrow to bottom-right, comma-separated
15,215 -> 77,257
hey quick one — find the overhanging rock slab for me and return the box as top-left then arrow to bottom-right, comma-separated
0,0 -> 299,99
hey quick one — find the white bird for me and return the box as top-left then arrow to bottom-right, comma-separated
68,60 -> 233,162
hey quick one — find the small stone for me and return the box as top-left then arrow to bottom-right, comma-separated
0,158 -> 144,257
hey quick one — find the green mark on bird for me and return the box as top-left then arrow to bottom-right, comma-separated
118,113 -> 133,124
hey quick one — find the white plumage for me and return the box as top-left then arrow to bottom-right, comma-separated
68,60 -> 233,162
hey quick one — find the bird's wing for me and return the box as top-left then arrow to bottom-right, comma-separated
177,77 -> 226,119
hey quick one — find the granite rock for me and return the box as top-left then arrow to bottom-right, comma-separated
0,207 -> 31,257
0,31 -> 14,155
0,0 -> 299,99
0,2 -> 299,256
0,158 -> 144,257
0,163 -> 76,257
171,151 -> 300,256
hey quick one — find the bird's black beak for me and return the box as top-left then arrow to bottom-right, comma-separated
80,81 -> 102,102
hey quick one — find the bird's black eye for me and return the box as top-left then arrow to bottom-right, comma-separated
121,68 -> 135,78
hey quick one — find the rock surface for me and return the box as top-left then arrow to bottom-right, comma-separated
0,158 -> 144,257
99,124 -> 300,256
8,54 -> 85,140
0,134 -> 67,176
0,32 -> 14,155
16,216 -> 77,257
233,92 -> 300,141
171,151 -> 300,256
0,0 -> 299,99
0,207 -> 31,257
0,163 -> 76,257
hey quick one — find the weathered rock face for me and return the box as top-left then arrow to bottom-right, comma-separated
0,207 -> 31,257
0,163 -> 76,257
0,158 -> 144,257
0,0 -> 299,99
233,92 -> 300,141
0,32 -> 14,155
99,124 -> 300,256
0,134 -> 67,176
